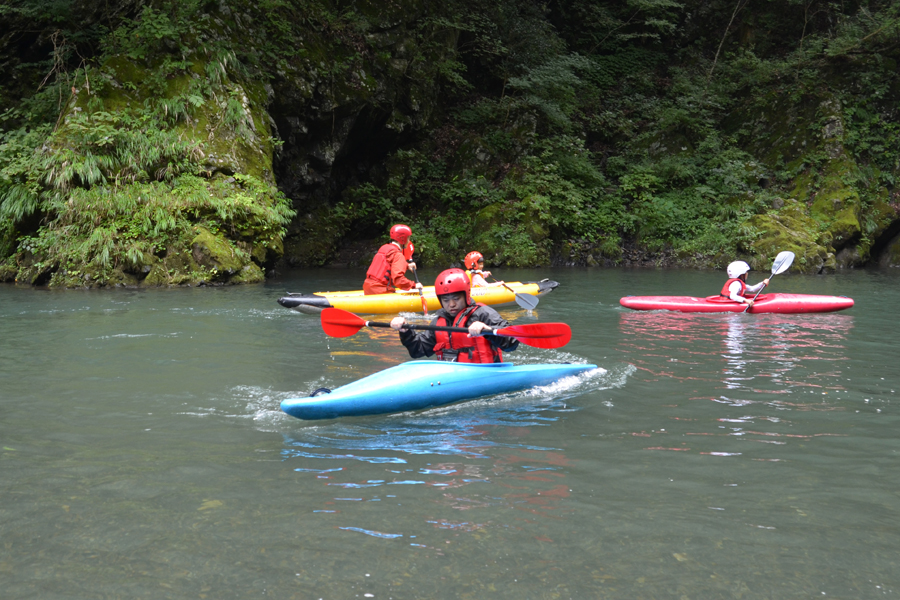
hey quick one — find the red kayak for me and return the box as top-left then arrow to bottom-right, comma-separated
620,293 -> 854,314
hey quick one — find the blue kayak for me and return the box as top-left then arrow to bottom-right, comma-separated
282,360 -> 598,420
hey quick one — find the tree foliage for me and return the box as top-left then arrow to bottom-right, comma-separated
1,0 -> 899,279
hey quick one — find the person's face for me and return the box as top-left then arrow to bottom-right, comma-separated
477,260 -> 484,269
439,292 -> 468,316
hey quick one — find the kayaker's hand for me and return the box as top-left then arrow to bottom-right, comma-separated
390,317 -> 409,332
763,278 -> 770,286
745,299 -> 754,308
414,282 -> 424,291
481,270 -> 491,278
407,261 -> 417,272
468,321 -> 492,336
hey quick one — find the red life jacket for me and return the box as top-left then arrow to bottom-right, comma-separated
365,243 -> 401,290
720,278 -> 747,299
433,304 -> 503,363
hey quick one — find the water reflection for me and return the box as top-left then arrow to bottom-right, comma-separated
620,311 -> 853,391
274,367 -> 614,548
618,311 -> 855,459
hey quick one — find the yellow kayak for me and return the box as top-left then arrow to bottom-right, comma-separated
277,280 -> 558,315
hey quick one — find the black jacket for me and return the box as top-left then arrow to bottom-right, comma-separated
398,303 -> 519,359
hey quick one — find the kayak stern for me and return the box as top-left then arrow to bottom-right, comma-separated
277,293 -> 333,314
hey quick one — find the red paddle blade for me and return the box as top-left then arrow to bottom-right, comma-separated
404,242 -> 415,261
321,308 -> 367,338
495,322 -> 571,349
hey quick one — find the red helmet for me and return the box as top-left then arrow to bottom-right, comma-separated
434,268 -> 471,304
464,251 -> 484,270
390,224 -> 412,245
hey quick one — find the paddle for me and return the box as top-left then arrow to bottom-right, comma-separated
321,308 -> 571,349
479,272 -> 539,310
744,251 -> 796,313
405,242 -> 428,315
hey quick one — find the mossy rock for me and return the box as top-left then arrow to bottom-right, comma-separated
726,89 -> 821,167
0,258 -> 17,282
467,201 -> 550,267
806,157 -> 862,251
142,263 -> 174,287
473,203 -> 507,236
863,184 -> 900,254
746,200 -> 835,274
140,246 -> 197,286
191,226 -> 244,278
281,205 -> 345,267
251,235 -> 284,266
179,79 -> 277,183
878,232 -> 900,268
229,262 -> 265,284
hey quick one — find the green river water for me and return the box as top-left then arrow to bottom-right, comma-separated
1,267 -> 898,599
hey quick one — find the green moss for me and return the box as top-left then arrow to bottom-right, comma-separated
190,226 -> 243,277
252,235 -> 283,265
0,257 -> 16,282
746,200 -> 834,274
229,262 -> 265,284
880,235 -> 900,268
728,90 -> 821,168
282,204 -> 346,267
867,187 -> 900,242
141,247 -> 202,287
807,157 -> 861,249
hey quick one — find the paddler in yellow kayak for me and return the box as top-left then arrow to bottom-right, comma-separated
363,224 -> 424,295
464,251 -> 505,288
390,268 -> 519,363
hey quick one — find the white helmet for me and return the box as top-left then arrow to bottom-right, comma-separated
726,260 -> 751,279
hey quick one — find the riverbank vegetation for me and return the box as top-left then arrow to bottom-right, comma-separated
2,0 -> 899,286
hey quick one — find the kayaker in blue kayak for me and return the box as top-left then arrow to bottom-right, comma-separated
363,224 -> 423,295
464,251 -> 505,288
390,268 -> 519,363
722,261 -> 770,308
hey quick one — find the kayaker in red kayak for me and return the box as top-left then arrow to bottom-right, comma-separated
722,261 -> 770,308
363,224 -> 424,295
464,251 -> 505,288
390,268 -> 519,362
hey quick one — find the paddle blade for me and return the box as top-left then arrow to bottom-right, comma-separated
495,322 -> 571,349
514,292 -> 539,310
771,251 -> 795,275
404,242 -> 415,261
498,280 -> 539,310
321,308 -> 367,338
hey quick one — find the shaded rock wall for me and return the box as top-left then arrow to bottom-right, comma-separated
732,90 -> 900,273
268,1 -> 457,267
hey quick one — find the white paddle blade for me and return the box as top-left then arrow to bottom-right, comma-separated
772,251 -> 795,275
515,293 -> 539,310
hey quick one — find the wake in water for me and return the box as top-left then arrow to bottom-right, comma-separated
223,353 -> 633,442
211,362 -> 635,479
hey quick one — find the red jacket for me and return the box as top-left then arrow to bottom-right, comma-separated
720,278 -> 747,299
398,304 -> 518,362
363,242 -> 415,295
433,304 -> 503,363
